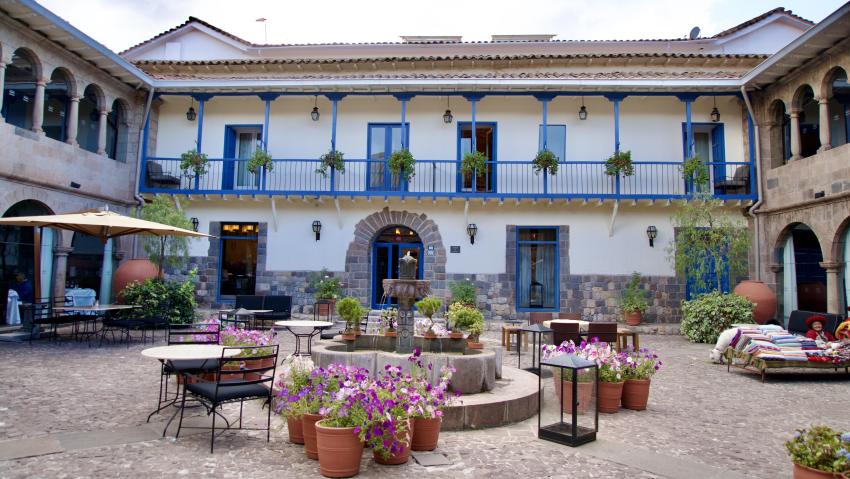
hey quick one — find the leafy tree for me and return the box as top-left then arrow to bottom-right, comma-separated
139,196 -> 194,275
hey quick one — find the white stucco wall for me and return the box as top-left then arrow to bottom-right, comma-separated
183,200 -> 683,277
130,28 -> 247,61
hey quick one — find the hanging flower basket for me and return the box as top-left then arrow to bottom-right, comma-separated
179,149 -> 208,177
461,151 -> 487,177
316,150 -> 345,176
388,149 -> 416,182
246,148 -> 273,174
532,149 -> 559,175
604,150 -> 633,177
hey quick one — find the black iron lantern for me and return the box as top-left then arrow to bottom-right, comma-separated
311,95 -> 320,121
186,98 -> 197,122
646,225 -> 657,247
529,280 -> 544,308
710,97 -> 720,122
466,223 -> 477,244
538,354 -> 598,447
443,97 -> 453,124
578,96 -> 588,121
190,217 -> 199,232
312,220 -> 322,241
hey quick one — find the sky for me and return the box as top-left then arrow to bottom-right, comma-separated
38,0 -> 845,52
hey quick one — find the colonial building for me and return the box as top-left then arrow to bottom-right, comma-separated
3,0 -> 847,325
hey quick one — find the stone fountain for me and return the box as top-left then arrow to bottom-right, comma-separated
382,251 -> 431,354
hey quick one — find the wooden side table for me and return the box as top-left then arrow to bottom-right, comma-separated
617,330 -> 640,352
501,325 -> 528,352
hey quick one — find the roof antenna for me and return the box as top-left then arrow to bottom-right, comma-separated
256,17 -> 267,44
688,26 -> 701,40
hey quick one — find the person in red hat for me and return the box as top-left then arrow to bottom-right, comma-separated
805,315 -> 835,342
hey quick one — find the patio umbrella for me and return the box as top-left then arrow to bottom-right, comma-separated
0,208 -> 212,276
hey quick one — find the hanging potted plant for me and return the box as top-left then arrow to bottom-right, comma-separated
604,150 -> 634,178
415,296 -> 442,339
336,296 -> 364,341
681,155 -> 710,192
407,349 -> 459,451
273,356 -> 315,444
621,347 -> 661,411
316,149 -> 345,177
380,308 -> 398,337
532,149 -> 559,175
448,302 -> 484,349
461,151 -> 487,177
621,272 -> 650,326
388,149 -> 416,183
246,148 -> 273,174
785,426 -> 850,478
179,148 -> 209,177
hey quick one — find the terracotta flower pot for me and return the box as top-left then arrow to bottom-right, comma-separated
466,340 -> 483,349
112,259 -> 159,300
373,419 -> 413,465
315,420 -> 364,478
302,413 -> 324,460
287,415 -> 305,444
622,378 -> 651,411
341,333 -> 356,341
385,330 -> 397,337
450,332 -> 464,339
598,381 -> 624,413
792,463 -> 841,479
733,280 -> 777,325
220,361 -> 243,381
411,416 -> 441,451
424,332 -> 437,339
624,312 -> 643,326
552,377 -> 593,414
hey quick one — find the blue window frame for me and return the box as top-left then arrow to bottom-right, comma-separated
538,124 -> 566,161
367,122 -> 409,191
516,227 -> 559,311
681,122 -> 725,194
217,222 -> 259,301
223,124 -> 263,191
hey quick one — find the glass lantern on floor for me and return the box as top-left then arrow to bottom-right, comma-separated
538,353 -> 598,446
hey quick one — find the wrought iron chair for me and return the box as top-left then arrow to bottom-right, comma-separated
586,322 -> 618,345
146,322 -> 221,423
176,344 -> 279,452
551,321 -> 582,347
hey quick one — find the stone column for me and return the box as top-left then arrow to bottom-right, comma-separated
789,111 -> 802,161
0,62 -> 6,114
52,245 -> 73,302
96,108 -> 108,155
818,98 -> 832,152
820,261 -> 843,314
32,78 -> 46,133
65,96 -> 79,146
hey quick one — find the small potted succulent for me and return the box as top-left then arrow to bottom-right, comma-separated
532,149 -> 559,175
785,426 -> 850,478
336,296 -> 365,341
179,148 -> 208,177
246,148 -> 273,174
415,296 -> 442,339
316,149 -> 345,177
380,307 -> 398,337
461,151 -> 487,177
447,302 -> 484,349
388,149 -> 416,183
604,150 -> 634,177
621,272 -> 650,326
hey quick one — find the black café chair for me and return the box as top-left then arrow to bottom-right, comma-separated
587,322 -> 618,345
551,321 -> 583,347
176,344 -> 279,453
146,322 -> 221,423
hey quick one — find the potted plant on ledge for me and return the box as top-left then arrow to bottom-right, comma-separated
180,148 -> 208,178
448,302 -> 484,349
388,149 -> 416,183
336,297 -> 365,341
246,148 -> 273,175
380,307 -> 398,337
621,272 -> 649,326
532,149 -> 559,175
415,296 -> 442,339
785,426 -> 850,478
316,149 -> 345,177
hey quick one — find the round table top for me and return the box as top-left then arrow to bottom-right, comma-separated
232,309 -> 273,315
54,304 -> 139,312
141,344 -> 240,361
275,320 -> 334,329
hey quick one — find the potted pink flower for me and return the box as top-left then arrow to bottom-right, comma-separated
621,347 -> 662,411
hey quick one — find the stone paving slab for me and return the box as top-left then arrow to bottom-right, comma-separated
0,436 -> 62,461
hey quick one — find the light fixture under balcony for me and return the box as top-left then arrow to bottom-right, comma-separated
311,95 -> 320,121
186,98 -> 197,122
646,225 -> 658,247
578,96 -> 588,121
710,97 -> 720,122
443,96 -> 453,124
312,220 -> 322,241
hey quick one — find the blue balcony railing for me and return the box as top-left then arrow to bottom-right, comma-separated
142,157 -> 754,200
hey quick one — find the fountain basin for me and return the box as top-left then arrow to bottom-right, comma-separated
311,339 -> 499,394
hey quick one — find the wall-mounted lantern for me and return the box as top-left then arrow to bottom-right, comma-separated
646,225 -> 658,247
467,223 -> 478,244
312,220 -> 322,241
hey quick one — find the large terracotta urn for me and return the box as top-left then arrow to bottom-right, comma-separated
733,280 -> 777,325
112,259 -> 159,300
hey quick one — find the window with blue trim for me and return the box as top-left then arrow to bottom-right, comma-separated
538,124 -> 565,161
516,227 -> 558,310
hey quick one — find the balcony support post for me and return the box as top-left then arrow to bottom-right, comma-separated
325,93 -> 347,193
534,94 -> 555,195
258,93 -> 279,192
605,94 -> 628,197
191,94 -> 211,191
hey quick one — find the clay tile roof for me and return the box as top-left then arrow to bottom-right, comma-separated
712,7 -> 813,38
143,71 -> 746,81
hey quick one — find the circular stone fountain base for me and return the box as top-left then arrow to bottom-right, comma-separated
440,366 -> 539,431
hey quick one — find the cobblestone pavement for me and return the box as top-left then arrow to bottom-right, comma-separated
0,322 -> 848,478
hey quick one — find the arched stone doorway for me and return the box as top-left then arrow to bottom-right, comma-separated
1,200 -> 53,316
371,225 -> 422,307
344,208 -> 446,308
775,223 -> 827,320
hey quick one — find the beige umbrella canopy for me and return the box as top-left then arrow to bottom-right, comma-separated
0,209 -> 211,240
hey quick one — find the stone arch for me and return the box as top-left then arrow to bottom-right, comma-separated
772,221 -> 827,265
82,83 -> 105,110
48,67 -> 77,98
821,66 -> 848,100
791,84 -> 815,111
10,47 -> 42,81
829,215 -> 850,265
344,208 -> 447,306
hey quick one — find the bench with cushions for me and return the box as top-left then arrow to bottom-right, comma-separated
234,295 -> 291,322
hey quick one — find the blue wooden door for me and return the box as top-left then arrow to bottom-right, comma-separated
710,124 -> 726,193
685,249 -> 730,300
367,123 -> 408,191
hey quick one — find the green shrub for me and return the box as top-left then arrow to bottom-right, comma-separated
447,302 -> 484,340
785,426 -> 850,474
414,296 -> 441,319
621,272 -> 649,314
680,291 -> 754,343
336,296 -> 365,332
449,280 -> 477,306
119,268 -> 198,324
